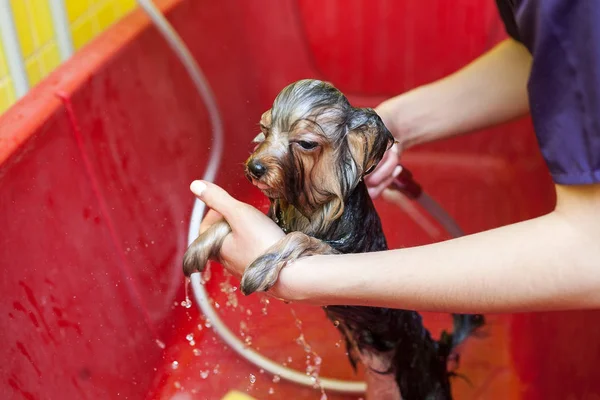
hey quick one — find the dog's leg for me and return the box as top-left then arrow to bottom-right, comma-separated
182,219 -> 231,276
240,232 -> 338,295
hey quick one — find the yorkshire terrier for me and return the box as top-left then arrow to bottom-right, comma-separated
184,79 -> 484,400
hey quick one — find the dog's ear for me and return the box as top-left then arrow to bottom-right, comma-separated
346,108 -> 395,177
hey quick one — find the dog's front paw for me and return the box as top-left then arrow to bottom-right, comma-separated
240,232 -> 338,295
182,219 -> 231,276
240,252 -> 284,295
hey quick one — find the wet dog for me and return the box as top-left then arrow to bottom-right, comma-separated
183,79 -> 484,399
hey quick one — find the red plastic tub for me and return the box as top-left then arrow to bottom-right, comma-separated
1,1 -> 599,399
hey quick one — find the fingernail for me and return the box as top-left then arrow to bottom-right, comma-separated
392,165 -> 403,178
190,180 -> 206,196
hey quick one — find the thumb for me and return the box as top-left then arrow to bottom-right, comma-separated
190,180 -> 243,224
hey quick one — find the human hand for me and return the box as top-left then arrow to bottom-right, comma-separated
189,180 -> 286,280
365,100 -> 404,198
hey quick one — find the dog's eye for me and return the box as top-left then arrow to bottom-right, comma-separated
297,140 -> 318,150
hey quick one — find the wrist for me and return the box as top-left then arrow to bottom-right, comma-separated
377,84 -> 447,151
268,256 -> 329,305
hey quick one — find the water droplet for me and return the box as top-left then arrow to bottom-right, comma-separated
259,369 -> 265,374
246,309 -> 252,316
333,320 -> 340,327
186,333 -> 194,341
205,319 -> 212,328
197,323 -> 203,331
287,356 -> 293,363
193,348 -> 202,356
189,340 -> 195,346
180,299 -> 192,308
173,381 -> 181,389
213,364 -> 220,374
155,339 -> 166,349
171,361 -> 179,370
215,302 -> 220,309
268,388 -> 275,395
335,340 -> 342,348
200,370 -> 210,379
249,374 -> 256,384
272,375 -> 280,383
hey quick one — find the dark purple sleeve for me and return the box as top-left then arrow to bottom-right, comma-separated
508,0 -> 600,184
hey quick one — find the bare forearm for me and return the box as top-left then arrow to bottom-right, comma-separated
383,38 -> 532,149
276,185 -> 600,313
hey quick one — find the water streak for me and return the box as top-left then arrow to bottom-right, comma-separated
290,308 -> 326,398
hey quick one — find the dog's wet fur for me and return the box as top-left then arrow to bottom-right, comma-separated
184,79 -> 484,400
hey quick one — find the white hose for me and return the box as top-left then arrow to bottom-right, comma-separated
136,0 -> 366,394
416,191 -> 465,238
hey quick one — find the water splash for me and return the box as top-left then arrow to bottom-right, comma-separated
260,297 -> 270,315
186,333 -> 195,347
239,320 -> 253,347
201,262 -> 212,284
220,273 -> 239,308
290,308 -> 326,397
247,373 -> 257,392
181,278 -> 192,308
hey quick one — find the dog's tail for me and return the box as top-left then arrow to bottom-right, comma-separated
437,313 -> 486,378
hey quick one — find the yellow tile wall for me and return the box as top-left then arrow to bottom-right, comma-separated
0,41 -> 17,114
0,0 -> 137,115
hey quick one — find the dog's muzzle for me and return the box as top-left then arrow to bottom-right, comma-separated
247,159 -> 267,179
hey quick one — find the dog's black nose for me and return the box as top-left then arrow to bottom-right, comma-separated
248,159 -> 267,178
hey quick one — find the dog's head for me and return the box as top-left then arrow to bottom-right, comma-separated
245,79 -> 394,219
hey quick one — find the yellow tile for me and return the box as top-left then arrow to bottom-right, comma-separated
0,78 -> 17,114
97,0 -> 118,31
29,0 -> 56,45
39,42 -> 61,76
10,0 -> 35,57
116,0 -> 136,15
65,0 -> 91,23
0,41 -> 8,79
221,391 -> 257,400
25,56 -> 43,86
71,17 -> 95,50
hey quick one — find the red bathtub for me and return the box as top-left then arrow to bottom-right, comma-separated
2,1 -> 599,399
